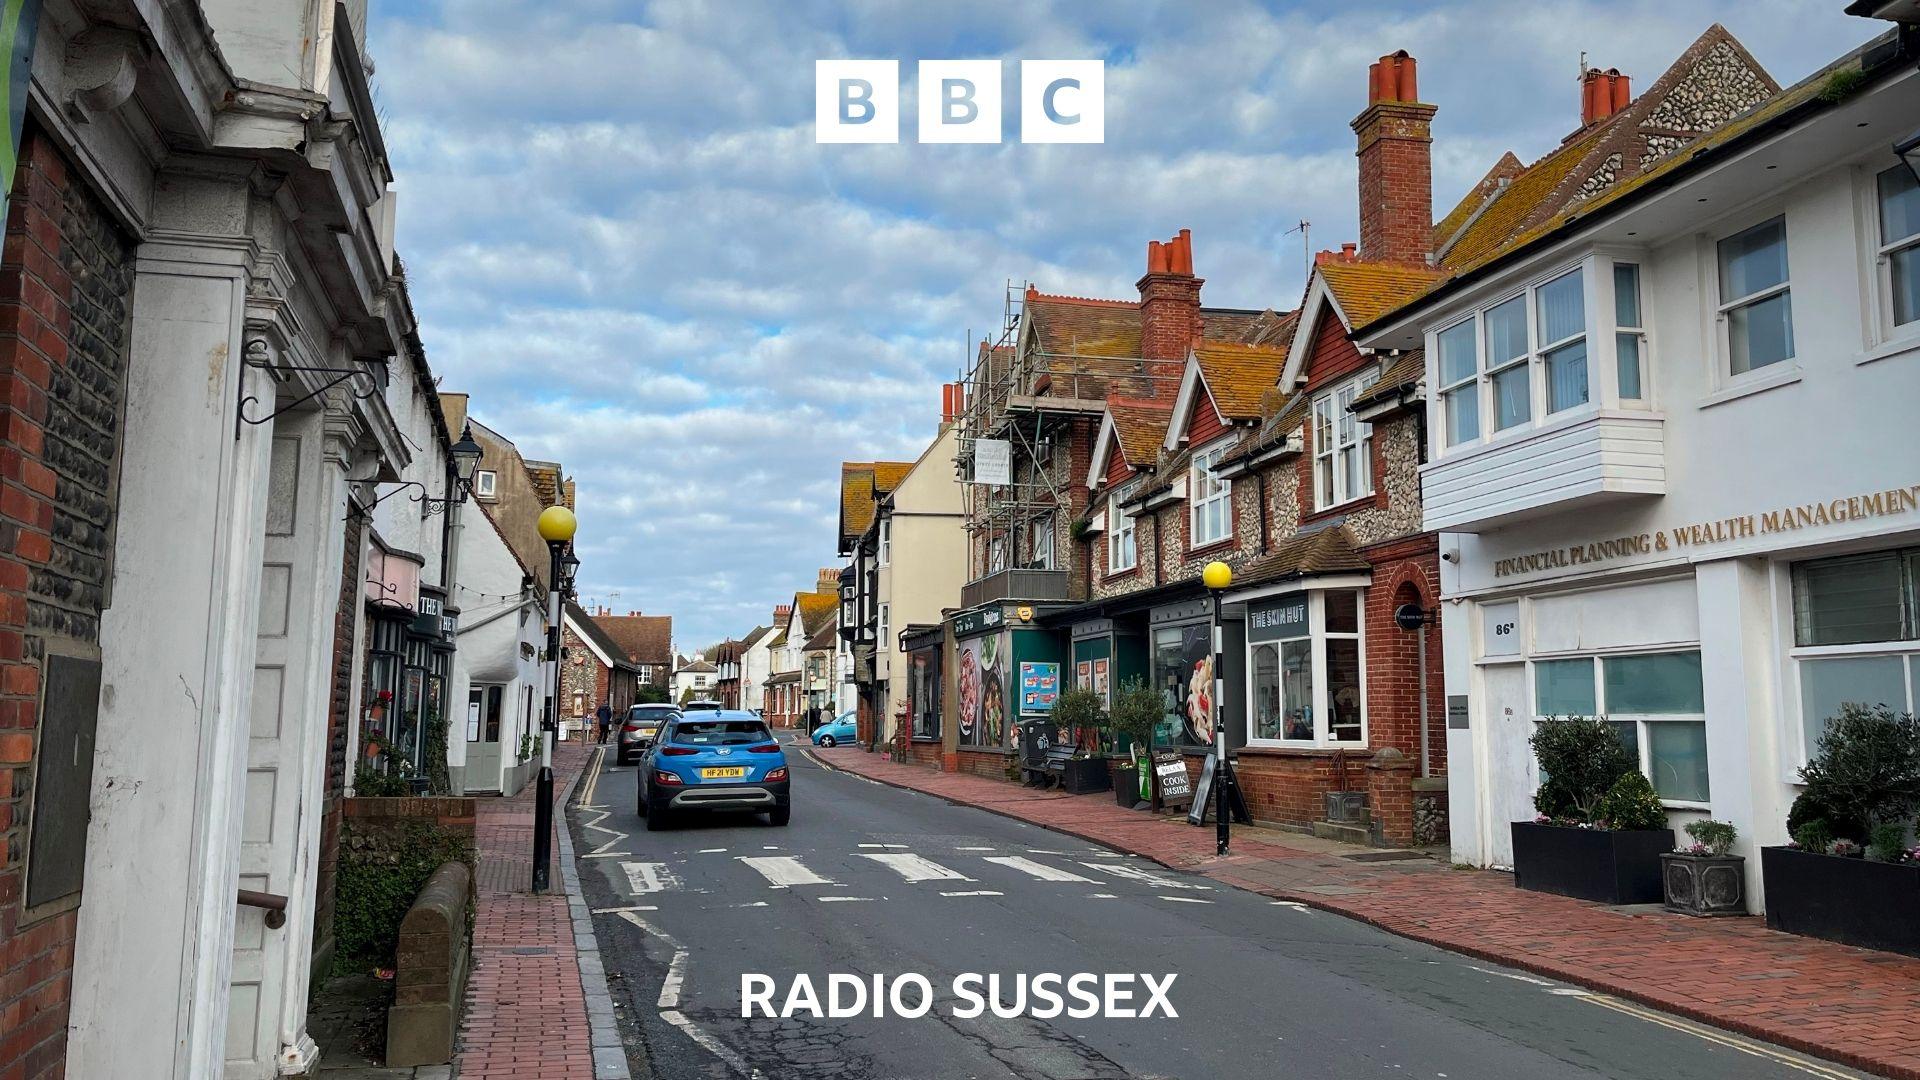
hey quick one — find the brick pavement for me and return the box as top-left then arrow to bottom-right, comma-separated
816,745 -> 1920,1080
455,745 -> 596,1080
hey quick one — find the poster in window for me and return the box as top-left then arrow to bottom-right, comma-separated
1076,659 -> 1092,691
1020,661 -> 1060,713
957,633 -> 1007,747
1091,658 -> 1109,704
1153,625 -> 1212,746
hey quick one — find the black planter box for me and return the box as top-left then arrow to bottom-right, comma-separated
1110,764 -> 1143,807
1060,756 -> 1110,794
1660,853 -> 1746,916
1511,821 -> 1674,905
1762,846 -> 1920,957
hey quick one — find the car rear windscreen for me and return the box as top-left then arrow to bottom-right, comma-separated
628,705 -> 677,719
670,720 -> 773,745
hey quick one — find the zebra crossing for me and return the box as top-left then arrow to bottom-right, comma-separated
611,846 -> 1215,906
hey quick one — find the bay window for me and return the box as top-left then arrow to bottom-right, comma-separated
1718,216 -> 1794,374
1791,547 -> 1919,759
1313,372 -> 1379,509
1190,443 -> 1231,547
1537,269 -> 1588,414
1532,650 -> 1708,804
1108,493 -> 1136,571
1878,164 -> 1920,329
1437,320 -> 1479,447
1247,589 -> 1365,746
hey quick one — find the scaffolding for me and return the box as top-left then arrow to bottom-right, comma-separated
953,282 -> 1182,585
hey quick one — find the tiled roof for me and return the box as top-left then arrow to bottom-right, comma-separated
1231,527 -> 1369,590
872,461 -> 912,495
740,625 -> 772,649
840,463 -> 877,543
596,613 -> 673,665
1193,340 -> 1290,420
566,602 -> 640,672
766,670 -> 802,686
796,590 -> 838,637
1201,307 -> 1296,349
1106,397 -> 1173,468
1432,151 -> 1526,254
1351,349 -> 1426,409
681,660 -> 717,674
803,621 -> 837,651
1438,131 -> 1604,271
1026,291 -> 1142,362
1319,260 -> 1448,328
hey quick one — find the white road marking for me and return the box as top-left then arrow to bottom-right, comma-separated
698,847 -> 727,854
621,861 -> 680,895
1081,860 -> 1210,890
739,855 -> 835,887
858,843 -> 908,849
956,846 -> 995,851
817,896 -> 873,902
984,856 -> 1097,883
1158,895 -> 1213,904
1088,893 -> 1118,899
615,912 -> 765,1080
858,852 -> 973,882
940,890 -> 1003,897
1467,965 -> 1557,987
591,905 -> 657,914
730,901 -> 769,908
1269,901 -> 1309,909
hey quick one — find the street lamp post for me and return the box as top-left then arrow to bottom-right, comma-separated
533,504 -> 579,893
1202,560 -> 1233,856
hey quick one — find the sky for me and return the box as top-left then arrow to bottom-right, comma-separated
368,0 -> 1872,651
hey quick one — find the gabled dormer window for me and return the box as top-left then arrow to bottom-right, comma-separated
1312,371 -> 1379,510
1190,442 -> 1231,547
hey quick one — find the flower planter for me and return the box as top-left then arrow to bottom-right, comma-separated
1110,764 -> 1143,807
1761,846 -> 1920,956
1660,853 -> 1746,916
1060,756 -> 1110,795
1510,821 -> 1674,905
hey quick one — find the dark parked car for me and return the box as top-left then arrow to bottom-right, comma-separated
618,704 -> 680,765
639,715 -> 790,829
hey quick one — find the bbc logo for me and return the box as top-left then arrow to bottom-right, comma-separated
815,60 -> 1104,145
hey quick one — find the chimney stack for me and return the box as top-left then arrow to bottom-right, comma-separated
774,603 -> 792,623
1136,228 -> 1203,395
1580,68 -> 1631,127
1352,50 -> 1436,266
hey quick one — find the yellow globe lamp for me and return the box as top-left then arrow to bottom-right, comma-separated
1202,560 -> 1233,592
536,505 -> 577,544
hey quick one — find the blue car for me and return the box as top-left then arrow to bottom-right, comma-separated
811,710 -> 857,747
640,714 -> 790,829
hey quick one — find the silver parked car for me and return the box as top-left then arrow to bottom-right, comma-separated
618,703 -> 680,765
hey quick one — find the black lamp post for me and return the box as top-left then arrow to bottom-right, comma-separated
532,506 -> 579,893
1202,560 -> 1233,856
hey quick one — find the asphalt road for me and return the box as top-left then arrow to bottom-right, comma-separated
568,737 -> 1869,1080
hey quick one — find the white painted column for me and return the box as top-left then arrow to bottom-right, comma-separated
72,243 -> 273,1080
1694,556 -> 1785,910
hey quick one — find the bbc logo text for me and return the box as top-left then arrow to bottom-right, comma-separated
815,60 -> 1104,144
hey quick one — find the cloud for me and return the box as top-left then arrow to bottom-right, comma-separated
372,0 -> 1869,647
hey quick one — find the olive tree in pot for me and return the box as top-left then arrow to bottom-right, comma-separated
1049,686 -> 1110,794
1764,703 -> 1920,955
1511,716 -> 1674,904
1661,819 -> 1745,916
1107,677 -> 1160,809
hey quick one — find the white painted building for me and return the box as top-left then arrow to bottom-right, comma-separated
1360,29 -> 1920,908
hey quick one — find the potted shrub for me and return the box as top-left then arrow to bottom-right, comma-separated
1050,687 -> 1110,794
1511,716 -> 1674,904
1661,819 -> 1745,916
1762,703 -> 1920,956
1108,677 -> 1159,809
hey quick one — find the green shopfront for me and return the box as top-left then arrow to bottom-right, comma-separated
948,603 -> 1067,780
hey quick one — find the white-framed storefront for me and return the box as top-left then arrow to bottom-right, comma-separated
1234,576 -> 1373,749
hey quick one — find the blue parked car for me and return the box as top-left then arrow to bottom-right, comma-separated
640,715 -> 790,829
810,710 -> 858,747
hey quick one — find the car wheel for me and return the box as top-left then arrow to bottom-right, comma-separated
769,806 -> 791,827
819,735 -> 836,747
635,791 -> 648,816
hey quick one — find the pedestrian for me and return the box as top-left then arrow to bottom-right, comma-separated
595,701 -> 612,744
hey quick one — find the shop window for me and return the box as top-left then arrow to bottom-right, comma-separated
1312,373 -> 1379,510
1790,547 -> 1919,755
1246,590 -> 1364,747
1530,651 -> 1708,804
1190,443 -> 1231,546
911,648 -> 941,739
1154,624 -> 1213,746
1877,164 -> 1920,329
1717,216 -> 1794,375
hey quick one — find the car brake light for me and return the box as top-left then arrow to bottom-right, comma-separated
659,746 -> 698,756
653,770 -> 684,785
623,722 -> 643,731
747,743 -> 780,754
765,767 -> 789,782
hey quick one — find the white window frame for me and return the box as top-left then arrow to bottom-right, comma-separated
1612,262 -> 1648,405
1244,588 -> 1368,749
1024,516 -> 1055,570
878,602 -> 890,647
1189,441 -> 1232,548
1312,371 -> 1380,510
474,469 -> 498,498
878,518 -> 891,567
1715,214 -> 1795,379
1872,162 -> 1920,341
1107,492 -> 1136,572
1430,259 -> 1605,455
1527,649 -> 1709,809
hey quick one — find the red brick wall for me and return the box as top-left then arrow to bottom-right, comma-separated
312,509 -> 365,975
0,123 -> 136,1080
1357,533 -> 1445,779
903,739 -> 942,768
1234,751 -> 1358,827
1352,100 -> 1436,266
954,749 -> 1014,782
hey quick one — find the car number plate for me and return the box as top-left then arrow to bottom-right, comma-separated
700,766 -> 747,779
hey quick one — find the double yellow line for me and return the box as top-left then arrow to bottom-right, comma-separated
1577,994 -> 1861,1078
